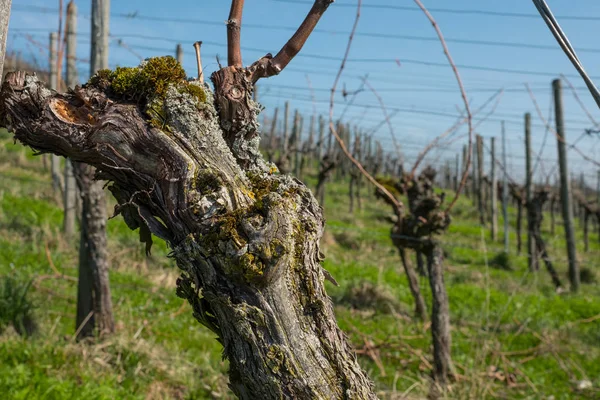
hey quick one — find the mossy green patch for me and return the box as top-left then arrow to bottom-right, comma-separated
138,56 -> 187,98
265,345 -> 287,375
292,220 -> 306,262
145,97 -> 168,129
86,57 -> 207,130
93,57 -> 186,102
110,66 -> 143,97
178,84 -> 207,105
87,68 -> 113,87
269,239 -> 286,259
239,252 -> 265,281
245,172 -> 280,207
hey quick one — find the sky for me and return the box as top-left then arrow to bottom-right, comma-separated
6,0 -> 600,185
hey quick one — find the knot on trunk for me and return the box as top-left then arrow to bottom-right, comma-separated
211,66 -> 265,170
376,167 -> 451,251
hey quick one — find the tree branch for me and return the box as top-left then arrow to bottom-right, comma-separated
560,74 -> 599,128
271,0 -> 333,72
411,89 -> 503,178
227,0 -> 244,67
246,0 -> 334,82
412,0 -> 473,214
362,78 -> 403,164
326,0 -> 402,211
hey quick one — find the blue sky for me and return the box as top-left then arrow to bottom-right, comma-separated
6,0 -> 600,184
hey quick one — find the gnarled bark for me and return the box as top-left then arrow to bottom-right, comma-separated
73,162 -> 114,338
1,65 -> 376,399
528,188 -> 562,289
378,167 -> 454,389
0,0 -> 11,79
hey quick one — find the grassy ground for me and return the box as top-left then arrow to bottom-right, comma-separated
0,128 -> 599,399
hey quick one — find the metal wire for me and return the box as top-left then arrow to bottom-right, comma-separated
531,0 -> 600,109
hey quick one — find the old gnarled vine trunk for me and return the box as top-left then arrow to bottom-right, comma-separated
1,57 -> 376,398
378,167 -> 454,388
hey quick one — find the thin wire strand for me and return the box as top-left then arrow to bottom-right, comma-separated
531,0 -> 600,108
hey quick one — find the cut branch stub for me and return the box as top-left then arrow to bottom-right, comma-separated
1,59 -> 376,399
211,66 -> 263,169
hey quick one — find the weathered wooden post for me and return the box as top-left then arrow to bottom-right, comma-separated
306,114 -> 315,167
550,187 -> 557,235
597,170 -> 600,243
490,137 -> 498,241
281,101 -> 289,156
293,110 -> 302,178
501,122 -> 509,253
583,203 -> 590,253
0,0 -> 11,78
476,134 -> 485,225
471,142 -> 477,202
454,153 -> 459,192
74,0 -> 114,338
525,113 -> 537,271
349,131 -> 362,212
176,43 -> 183,65
49,32 -> 62,193
553,79 -> 579,292
597,170 -> 600,207
267,107 -> 278,162
317,115 -> 325,160
63,1 -> 78,237
463,144 -> 470,198
579,173 -> 586,227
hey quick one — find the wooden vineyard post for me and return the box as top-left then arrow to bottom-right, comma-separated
553,79 -> 579,292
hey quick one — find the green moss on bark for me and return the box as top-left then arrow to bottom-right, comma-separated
266,345 -> 286,374
86,56 -> 207,129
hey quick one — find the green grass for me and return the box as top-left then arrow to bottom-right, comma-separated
1,131 -> 599,399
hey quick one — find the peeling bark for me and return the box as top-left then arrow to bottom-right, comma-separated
1,66 -> 376,399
